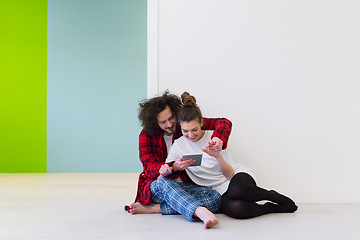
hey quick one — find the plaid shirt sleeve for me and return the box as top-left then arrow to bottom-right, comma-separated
139,130 -> 166,178
135,130 -> 167,204
202,117 -> 232,149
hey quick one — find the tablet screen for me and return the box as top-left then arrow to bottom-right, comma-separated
183,154 -> 202,166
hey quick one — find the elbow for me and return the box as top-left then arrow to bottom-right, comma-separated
224,118 -> 232,130
227,169 -> 235,181
228,119 -> 233,129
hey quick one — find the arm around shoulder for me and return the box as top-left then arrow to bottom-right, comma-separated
202,117 -> 232,149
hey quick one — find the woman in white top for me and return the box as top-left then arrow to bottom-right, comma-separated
160,92 -> 297,219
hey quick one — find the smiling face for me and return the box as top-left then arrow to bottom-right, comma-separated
180,119 -> 205,142
157,105 -> 177,136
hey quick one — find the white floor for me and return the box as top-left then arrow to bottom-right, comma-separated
0,173 -> 359,240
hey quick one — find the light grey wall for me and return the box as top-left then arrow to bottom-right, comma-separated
156,0 -> 360,202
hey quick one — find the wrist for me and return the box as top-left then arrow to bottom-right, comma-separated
215,153 -> 222,160
169,161 -> 177,172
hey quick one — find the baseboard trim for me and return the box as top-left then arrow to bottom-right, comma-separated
278,190 -> 360,203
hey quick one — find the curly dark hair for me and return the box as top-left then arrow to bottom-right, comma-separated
138,90 -> 182,136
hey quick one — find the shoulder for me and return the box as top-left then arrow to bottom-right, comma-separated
173,135 -> 187,145
205,130 -> 214,136
203,130 -> 214,140
139,129 -> 163,142
139,129 -> 148,136
173,136 -> 191,150
192,130 -> 212,146
139,129 -> 151,140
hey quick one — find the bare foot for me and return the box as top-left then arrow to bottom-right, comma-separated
194,207 -> 218,229
130,202 -> 161,214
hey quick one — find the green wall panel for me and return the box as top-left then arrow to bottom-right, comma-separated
0,0 -> 47,172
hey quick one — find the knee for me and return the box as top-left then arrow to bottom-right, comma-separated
232,172 -> 256,185
220,198 -> 250,219
156,177 -> 174,190
197,187 -> 221,212
227,185 -> 248,199
202,188 -> 221,201
201,187 -> 221,198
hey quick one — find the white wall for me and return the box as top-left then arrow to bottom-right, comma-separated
149,0 -> 360,203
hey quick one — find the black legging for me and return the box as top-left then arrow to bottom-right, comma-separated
220,172 -> 298,219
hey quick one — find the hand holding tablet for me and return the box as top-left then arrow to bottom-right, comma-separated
183,154 -> 202,166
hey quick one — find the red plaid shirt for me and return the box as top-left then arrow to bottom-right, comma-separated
134,117 -> 232,204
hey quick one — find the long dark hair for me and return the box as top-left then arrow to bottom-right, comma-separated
138,90 -> 181,136
178,92 -> 202,123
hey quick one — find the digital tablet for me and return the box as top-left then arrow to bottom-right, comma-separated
183,154 -> 203,166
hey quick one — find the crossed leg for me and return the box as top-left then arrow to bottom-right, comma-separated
221,173 -> 298,219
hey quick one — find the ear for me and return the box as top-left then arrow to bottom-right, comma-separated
200,118 -> 203,127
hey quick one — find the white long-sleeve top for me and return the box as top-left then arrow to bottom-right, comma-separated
166,130 -> 255,195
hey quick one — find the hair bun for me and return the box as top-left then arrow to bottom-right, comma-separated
181,92 -> 197,107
